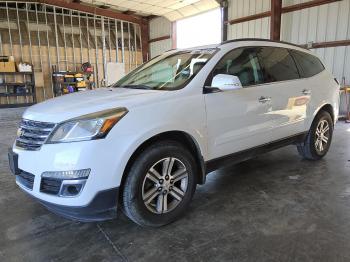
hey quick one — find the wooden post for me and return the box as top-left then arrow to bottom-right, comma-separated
270,0 -> 282,41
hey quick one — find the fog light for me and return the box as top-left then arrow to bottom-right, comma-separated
42,169 -> 90,180
60,182 -> 85,197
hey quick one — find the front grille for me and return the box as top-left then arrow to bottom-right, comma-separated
15,119 -> 55,151
16,171 -> 35,190
40,178 -> 62,195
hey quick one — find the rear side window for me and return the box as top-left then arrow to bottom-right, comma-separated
257,47 -> 300,83
290,50 -> 325,78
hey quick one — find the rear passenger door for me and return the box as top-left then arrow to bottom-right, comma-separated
256,46 -> 310,140
289,50 -> 326,125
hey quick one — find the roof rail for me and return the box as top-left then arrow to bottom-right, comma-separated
220,38 -> 309,50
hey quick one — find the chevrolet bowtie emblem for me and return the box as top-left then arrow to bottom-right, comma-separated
17,128 -> 24,137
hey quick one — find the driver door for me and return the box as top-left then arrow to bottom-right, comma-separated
204,47 -> 273,160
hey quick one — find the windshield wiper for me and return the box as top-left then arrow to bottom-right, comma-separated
117,84 -> 152,90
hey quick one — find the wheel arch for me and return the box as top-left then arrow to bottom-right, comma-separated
119,131 -> 206,197
313,103 -> 335,125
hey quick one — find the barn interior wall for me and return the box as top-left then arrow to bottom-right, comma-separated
0,2 -> 142,105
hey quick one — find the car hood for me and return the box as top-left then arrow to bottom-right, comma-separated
23,88 -> 166,123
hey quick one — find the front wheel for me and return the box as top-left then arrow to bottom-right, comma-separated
121,141 -> 197,227
297,110 -> 333,160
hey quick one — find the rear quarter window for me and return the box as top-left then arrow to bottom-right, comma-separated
290,50 -> 325,78
257,47 -> 300,83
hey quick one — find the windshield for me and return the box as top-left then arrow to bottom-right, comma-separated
113,48 -> 217,90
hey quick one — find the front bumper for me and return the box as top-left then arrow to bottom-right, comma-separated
9,136 -> 132,221
32,187 -> 120,222
10,148 -> 120,222
11,136 -> 129,207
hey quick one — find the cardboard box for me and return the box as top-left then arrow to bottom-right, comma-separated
0,62 -> 16,72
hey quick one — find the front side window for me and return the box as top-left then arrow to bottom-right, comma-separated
211,47 -> 264,87
290,50 -> 325,78
113,49 -> 217,90
257,47 -> 300,83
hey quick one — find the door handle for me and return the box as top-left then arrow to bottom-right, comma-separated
302,89 -> 311,95
258,96 -> 271,103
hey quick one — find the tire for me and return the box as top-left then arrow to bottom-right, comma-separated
297,110 -> 333,160
121,140 -> 197,227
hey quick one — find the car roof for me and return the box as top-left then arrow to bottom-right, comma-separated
174,38 -> 311,54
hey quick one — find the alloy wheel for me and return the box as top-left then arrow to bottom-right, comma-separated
142,157 -> 188,214
315,119 -> 330,153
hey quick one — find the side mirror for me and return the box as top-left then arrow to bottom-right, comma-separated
211,74 -> 242,91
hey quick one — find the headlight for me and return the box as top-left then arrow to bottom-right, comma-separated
47,108 -> 128,143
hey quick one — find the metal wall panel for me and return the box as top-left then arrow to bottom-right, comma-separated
280,0 -> 350,84
150,39 -> 172,58
150,17 -> 171,39
149,17 -> 172,58
228,0 -> 271,39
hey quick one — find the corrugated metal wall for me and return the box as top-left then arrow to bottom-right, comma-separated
227,0 -> 350,85
149,17 -> 172,58
228,0 -> 271,39
281,0 -> 350,85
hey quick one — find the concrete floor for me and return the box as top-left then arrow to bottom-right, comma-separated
1,108 -> 350,262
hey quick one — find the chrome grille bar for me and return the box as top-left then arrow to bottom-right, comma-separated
19,132 -> 47,139
16,138 -> 44,145
20,125 -> 53,132
15,119 -> 55,151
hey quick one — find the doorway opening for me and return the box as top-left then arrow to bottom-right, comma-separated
176,8 -> 222,48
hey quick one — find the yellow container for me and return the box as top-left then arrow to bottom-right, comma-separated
76,81 -> 86,88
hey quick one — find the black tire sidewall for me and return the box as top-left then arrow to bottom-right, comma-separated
123,141 -> 197,227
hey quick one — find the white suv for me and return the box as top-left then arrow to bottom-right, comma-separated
9,39 -> 339,227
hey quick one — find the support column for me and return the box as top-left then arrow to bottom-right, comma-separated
270,0 -> 282,41
172,22 -> 177,49
216,0 -> 228,42
221,0 -> 228,42
141,19 -> 150,62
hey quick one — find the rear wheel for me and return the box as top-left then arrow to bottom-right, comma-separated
122,141 -> 197,227
297,110 -> 333,160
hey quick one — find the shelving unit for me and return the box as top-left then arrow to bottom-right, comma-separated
0,72 -> 36,108
52,65 -> 94,97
